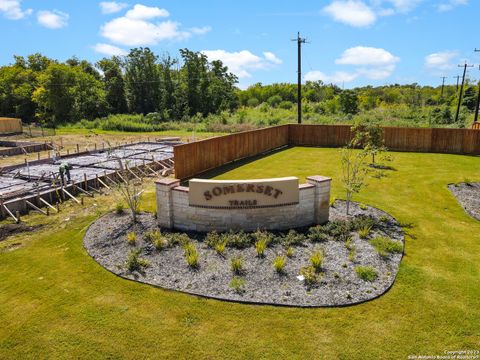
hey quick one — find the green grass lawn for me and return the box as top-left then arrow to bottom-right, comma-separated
0,147 -> 479,359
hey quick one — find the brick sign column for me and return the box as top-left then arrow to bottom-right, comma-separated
156,177 -> 180,229
306,175 -> 332,224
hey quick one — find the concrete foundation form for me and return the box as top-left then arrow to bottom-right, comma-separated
0,141 -> 179,220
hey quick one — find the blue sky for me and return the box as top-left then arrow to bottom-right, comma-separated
1,0 -> 479,89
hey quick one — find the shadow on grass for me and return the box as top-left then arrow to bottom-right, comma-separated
180,145 -> 291,185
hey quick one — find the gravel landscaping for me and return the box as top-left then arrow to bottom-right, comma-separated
84,200 -> 404,307
448,182 -> 480,221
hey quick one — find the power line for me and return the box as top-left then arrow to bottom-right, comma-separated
291,32 -> 308,124
474,49 -> 480,123
440,76 -> 447,98
455,62 -> 474,123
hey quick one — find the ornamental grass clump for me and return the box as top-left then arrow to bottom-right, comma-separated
115,202 -> 125,214
183,242 -> 199,269
286,247 -> 295,258
273,256 -> 286,273
355,266 -> 378,282
144,230 -> 167,250
126,249 -> 149,272
126,231 -> 137,246
369,236 -> 403,258
300,266 -> 321,286
230,256 -> 244,275
309,249 -> 324,272
229,277 -> 246,294
358,225 -> 372,239
255,239 -> 268,257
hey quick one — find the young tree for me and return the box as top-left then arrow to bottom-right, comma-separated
351,119 -> 386,166
116,166 -> 143,223
341,145 -> 369,215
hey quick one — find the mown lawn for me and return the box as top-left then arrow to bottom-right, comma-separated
0,147 -> 479,359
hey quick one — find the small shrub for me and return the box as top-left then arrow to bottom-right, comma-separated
282,230 -> 307,246
205,231 -> 221,248
255,239 -> 268,257
145,230 -> 167,250
214,241 -> 227,256
323,221 -> 350,241
300,266 -> 321,286
329,197 -> 336,207
286,247 -> 295,258
308,225 -> 330,242
115,202 -> 125,214
358,225 -> 372,239
348,247 -> 356,262
230,256 -> 244,274
126,231 -> 137,245
229,277 -> 246,293
379,215 -> 389,223
273,256 -> 286,273
223,231 -> 252,249
309,249 -> 324,272
355,266 -> 378,282
359,203 -> 368,210
369,236 -> 403,258
349,215 -> 376,231
126,249 -> 149,272
168,233 -> 190,247
183,243 -> 199,268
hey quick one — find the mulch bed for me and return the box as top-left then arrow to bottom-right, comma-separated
448,182 -> 480,221
84,201 -> 404,307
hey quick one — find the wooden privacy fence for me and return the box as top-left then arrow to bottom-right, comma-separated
174,124 -> 480,179
0,118 -> 22,134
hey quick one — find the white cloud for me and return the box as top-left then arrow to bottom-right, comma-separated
100,1 -> 128,15
102,18 -> 189,46
0,0 -> 32,20
384,0 -> 423,13
263,52 -> 283,65
190,26 -> 212,35
93,43 -> 128,56
306,45 -> 399,84
125,4 -> 169,20
305,70 -> 358,84
323,1 -> 376,27
201,50 -> 282,79
100,6 -> 208,46
424,51 -> 459,72
336,46 -> 400,67
437,0 -> 468,12
37,10 -> 69,29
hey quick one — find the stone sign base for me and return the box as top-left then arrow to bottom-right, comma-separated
156,175 -> 331,232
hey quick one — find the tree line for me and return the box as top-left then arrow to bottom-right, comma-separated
0,48 -> 478,127
0,48 -> 238,125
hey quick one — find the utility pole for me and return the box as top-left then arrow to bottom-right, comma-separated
440,76 -> 447,98
453,75 -> 460,91
474,49 -> 480,124
455,62 -> 474,123
292,32 -> 307,124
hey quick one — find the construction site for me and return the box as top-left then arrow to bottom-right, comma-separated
0,138 -> 180,222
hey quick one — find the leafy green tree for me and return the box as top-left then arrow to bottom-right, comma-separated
125,48 -> 162,115
33,63 -> 107,124
0,65 -> 37,121
339,90 -> 359,114
96,57 -> 128,114
462,86 -> 477,112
